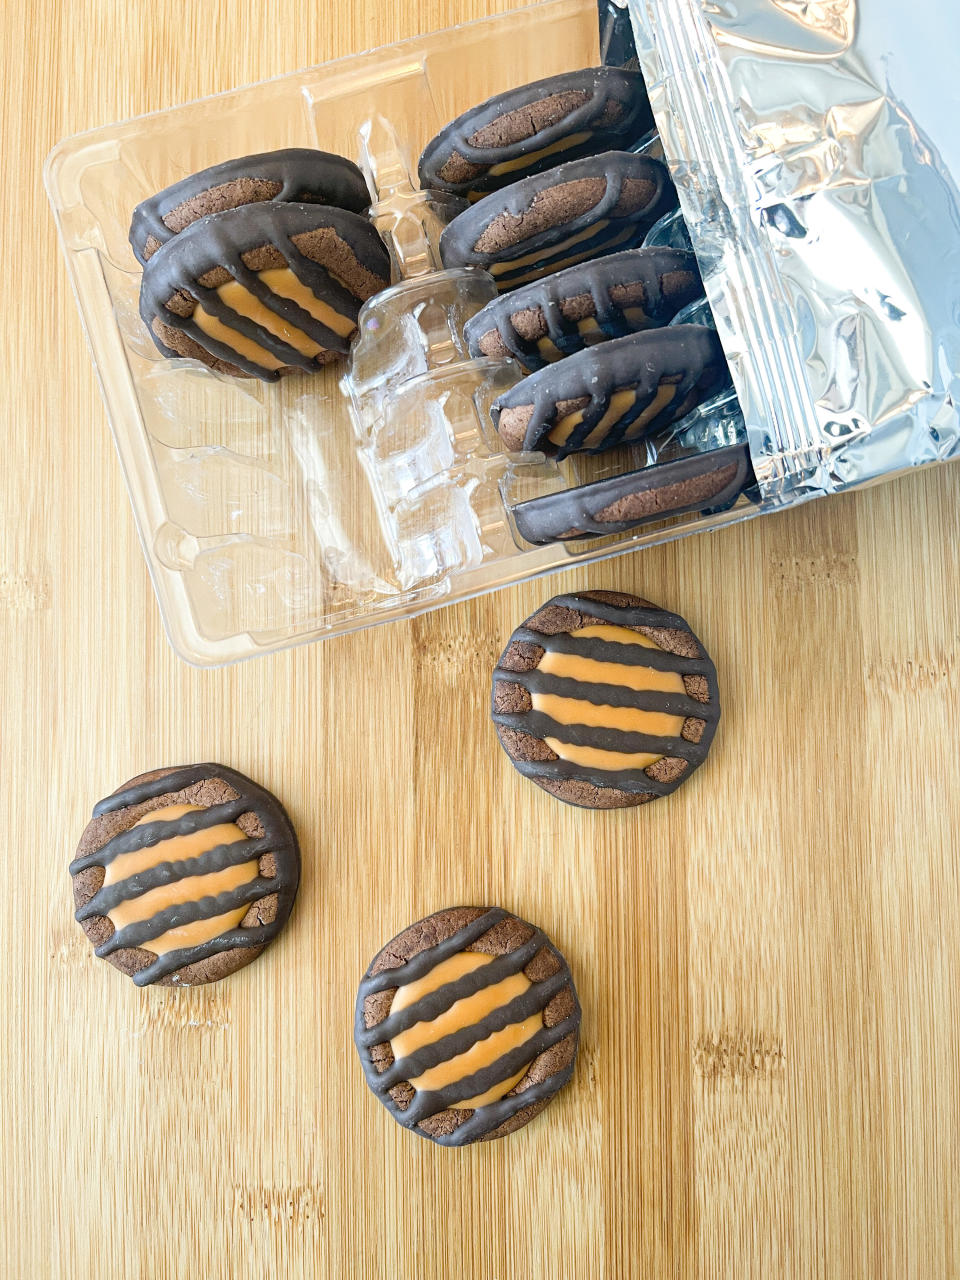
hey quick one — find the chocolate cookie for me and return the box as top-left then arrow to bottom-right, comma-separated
492,590 -> 720,808
418,67 -> 653,200
463,247 -> 702,372
439,152 -> 675,292
70,763 -> 300,987
355,906 -> 580,1146
492,324 -> 727,457
140,201 -> 390,379
129,148 -> 370,265
511,444 -> 754,544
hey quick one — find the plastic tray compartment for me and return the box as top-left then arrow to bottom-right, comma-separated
46,0 -> 759,664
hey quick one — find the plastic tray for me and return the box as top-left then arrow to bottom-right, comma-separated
46,0 -> 759,665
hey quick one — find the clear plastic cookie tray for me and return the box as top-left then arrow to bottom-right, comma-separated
45,0 -> 960,664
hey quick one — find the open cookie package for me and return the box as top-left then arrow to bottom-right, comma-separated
46,0 -> 960,665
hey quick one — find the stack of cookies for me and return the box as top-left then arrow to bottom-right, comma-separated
130,148 -> 391,381
419,70 -> 753,541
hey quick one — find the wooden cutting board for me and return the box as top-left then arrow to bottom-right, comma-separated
3,1 -> 959,1275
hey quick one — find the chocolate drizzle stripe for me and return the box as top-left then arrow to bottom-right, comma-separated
544,595 -> 698,634
508,755 -> 677,795
92,764 -> 227,816
69,799 -> 255,874
493,707 -> 704,761
356,934 -> 543,1046
507,625 -> 711,672
370,970 -> 570,1091
492,326 -> 725,456
358,908 -> 509,996
131,922 -> 279,987
490,225 -> 646,283
398,1013 -> 580,1126
426,1057 -> 577,1147
95,875 -> 276,955
463,247 -> 702,370
494,667 -> 715,718
75,836 -> 272,921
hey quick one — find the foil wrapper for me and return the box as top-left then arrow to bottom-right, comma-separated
622,0 -> 960,505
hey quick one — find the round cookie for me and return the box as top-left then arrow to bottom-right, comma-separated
439,151 -> 675,292
139,201 -> 391,380
418,66 -> 654,200
70,763 -> 301,987
492,324 -> 727,457
355,906 -> 580,1146
491,590 -> 720,808
511,444 -> 754,544
129,148 -> 371,265
463,247 -> 703,372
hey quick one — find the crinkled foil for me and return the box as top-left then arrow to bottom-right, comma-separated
624,0 -> 960,504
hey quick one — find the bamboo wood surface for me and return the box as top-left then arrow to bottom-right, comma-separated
3,1 -> 960,1276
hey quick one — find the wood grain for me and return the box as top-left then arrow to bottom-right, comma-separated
3,2 -> 960,1276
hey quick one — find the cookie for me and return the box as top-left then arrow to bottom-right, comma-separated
418,67 -> 653,200
140,201 -> 390,379
511,443 -> 754,544
491,590 -> 720,808
355,906 -> 580,1146
492,324 -> 727,457
463,247 -> 702,372
70,763 -> 300,987
439,152 -> 675,292
129,148 -> 370,265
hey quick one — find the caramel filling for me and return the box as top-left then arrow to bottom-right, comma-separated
536,625 -> 686,772
547,383 -> 677,450
193,266 -> 357,370
543,739 -> 665,771
493,225 -> 637,288
549,386 -> 637,449
536,336 -> 564,361
549,407 -> 585,447
533,691 -> 684,737
390,951 -> 541,1109
490,220 -> 611,275
487,131 -> 592,177
577,317 -> 602,335
621,382 -> 677,440
192,306 -> 285,372
104,804 -> 259,957
257,267 -> 356,337
582,388 -> 638,448
215,280 -> 324,358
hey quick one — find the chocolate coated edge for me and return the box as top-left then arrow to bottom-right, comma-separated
511,444 -> 755,544
130,148 -> 370,264
439,151 -> 674,269
418,66 -> 653,194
